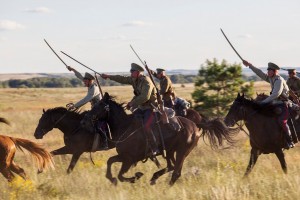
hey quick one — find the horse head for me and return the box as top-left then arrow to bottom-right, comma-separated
224,93 -> 248,127
34,108 -> 55,139
80,92 -> 111,132
34,107 -> 75,139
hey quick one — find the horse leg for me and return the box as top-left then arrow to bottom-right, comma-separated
51,146 -> 73,155
0,168 -> 14,182
244,148 -> 260,177
169,151 -> 186,186
118,159 -> 142,183
10,161 -> 27,180
150,150 -> 175,185
106,155 -> 122,185
275,150 -> 287,174
67,152 -> 83,174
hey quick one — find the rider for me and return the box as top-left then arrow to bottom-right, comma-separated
243,60 -> 294,149
100,63 -> 159,156
150,68 -> 176,108
67,66 -> 108,150
287,69 -> 300,97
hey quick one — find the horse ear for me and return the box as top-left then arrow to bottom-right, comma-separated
103,92 -> 109,102
242,93 -> 245,97
237,93 -> 240,97
43,109 -> 45,113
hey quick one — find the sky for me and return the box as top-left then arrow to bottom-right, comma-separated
1,0 -> 300,73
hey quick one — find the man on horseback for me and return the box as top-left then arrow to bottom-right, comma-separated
101,63 -> 159,156
150,68 -> 176,108
67,66 -> 108,150
287,69 -> 300,97
243,60 -> 294,149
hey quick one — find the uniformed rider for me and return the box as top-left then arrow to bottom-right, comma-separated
150,68 -> 176,108
100,63 -> 159,156
287,69 -> 300,97
243,60 -> 294,149
67,66 -> 108,150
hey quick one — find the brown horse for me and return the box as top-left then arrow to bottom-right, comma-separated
81,92 -> 237,185
224,93 -> 299,177
0,118 -> 54,181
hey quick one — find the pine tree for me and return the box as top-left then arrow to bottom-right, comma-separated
192,58 -> 254,116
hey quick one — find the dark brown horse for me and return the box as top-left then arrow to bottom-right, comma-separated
34,107 -> 123,173
224,93 -> 298,177
81,92 -> 237,185
0,117 -> 54,181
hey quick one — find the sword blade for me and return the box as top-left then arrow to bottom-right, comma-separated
220,28 -> 244,61
44,39 -> 68,67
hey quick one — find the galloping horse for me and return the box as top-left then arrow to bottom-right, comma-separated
81,92 -> 237,185
224,93 -> 297,177
34,107 -> 122,173
0,118 -> 54,181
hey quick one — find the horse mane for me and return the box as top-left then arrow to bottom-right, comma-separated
45,107 -> 88,120
106,96 -> 127,115
237,95 -> 275,116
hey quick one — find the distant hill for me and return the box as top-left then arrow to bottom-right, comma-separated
0,69 -> 199,81
1,67 -> 299,81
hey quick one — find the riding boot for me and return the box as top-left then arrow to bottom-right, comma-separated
146,130 -> 159,156
101,131 -> 109,150
284,127 -> 295,149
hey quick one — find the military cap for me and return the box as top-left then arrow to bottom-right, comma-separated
130,63 -> 144,72
83,72 -> 95,80
267,62 -> 280,70
156,68 -> 165,74
288,69 -> 296,73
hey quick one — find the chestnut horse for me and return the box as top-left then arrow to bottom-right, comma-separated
0,118 -> 54,181
81,93 -> 237,185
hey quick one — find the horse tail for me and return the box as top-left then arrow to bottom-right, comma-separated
197,117 -> 239,149
10,137 -> 55,172
0,117 -> 10,125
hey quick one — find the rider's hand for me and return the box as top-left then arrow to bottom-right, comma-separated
66,103 -> 75,110
242,60 -> 252,67
67,66 -> 74,71
126,102 -> 133,110
101,74 -> 110,79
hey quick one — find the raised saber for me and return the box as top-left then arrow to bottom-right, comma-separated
220,28 -> 244,61
60,51 -> 104,97
44,39 -> 69,69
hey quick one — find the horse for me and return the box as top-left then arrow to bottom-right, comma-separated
81,92 -> 238,185
34,107 -> 126,173
224,93 -> 297,177
0,117 -> 54,181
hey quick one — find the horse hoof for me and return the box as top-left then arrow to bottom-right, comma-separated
37,169 -> 43,174
135,172 -> 144,180
112,178 -> 118,186
150,179 -> 156,185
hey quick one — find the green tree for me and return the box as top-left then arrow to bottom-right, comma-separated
192,58 -> 254,116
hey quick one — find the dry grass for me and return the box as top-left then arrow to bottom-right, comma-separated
1,81 -> 300,200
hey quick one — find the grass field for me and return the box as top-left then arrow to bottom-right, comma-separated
1,82 -> 300,200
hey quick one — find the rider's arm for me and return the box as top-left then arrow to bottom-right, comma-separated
74,84 -> 99,108
108,75 -> 133,85
248,65 -> 269,82
262,78 -> 283,103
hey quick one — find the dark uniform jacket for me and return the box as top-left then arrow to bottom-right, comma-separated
151,72 -> 175,101
109,75 -> 157,110
287,76 -> 300,96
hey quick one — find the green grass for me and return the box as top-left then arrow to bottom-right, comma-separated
1,82 -> 300,200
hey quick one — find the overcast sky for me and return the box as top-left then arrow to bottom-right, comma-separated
1,0 -> 300,73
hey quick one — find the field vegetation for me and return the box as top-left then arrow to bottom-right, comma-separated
1,82 -> 300,200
